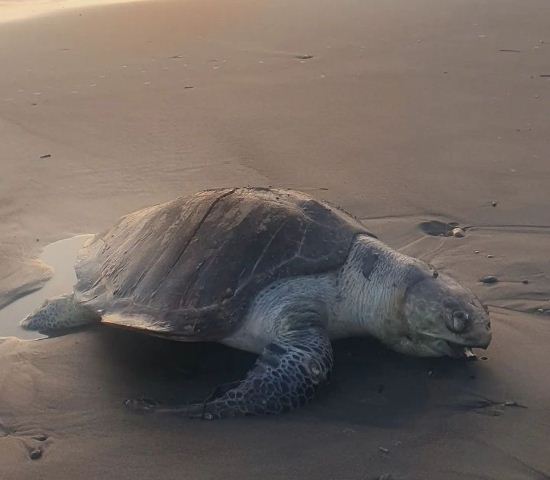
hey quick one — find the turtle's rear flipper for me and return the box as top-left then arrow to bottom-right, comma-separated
20,294 -> 101,333
125,326 -> 333,419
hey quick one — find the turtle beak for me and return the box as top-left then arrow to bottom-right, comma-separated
452,317 -> 492,356
441,311 -> 492,358
472,330 -> 491,349
468,312 -> 492,350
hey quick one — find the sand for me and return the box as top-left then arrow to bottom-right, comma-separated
0,0 -> 549,478
0,0 -> 149,24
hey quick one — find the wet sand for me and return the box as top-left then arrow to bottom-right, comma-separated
0,0 -> 549,478
0,235 -> 92,339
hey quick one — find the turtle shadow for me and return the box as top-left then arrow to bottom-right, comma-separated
91,327 -> 482,427
316,338 -> 482,427
91,327 -> 256,405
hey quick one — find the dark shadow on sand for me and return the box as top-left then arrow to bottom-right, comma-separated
87,327 -> 483,428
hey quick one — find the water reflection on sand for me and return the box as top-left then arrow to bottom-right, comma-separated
0,234 -> 92,339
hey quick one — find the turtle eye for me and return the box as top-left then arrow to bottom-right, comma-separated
448,310 -> 469,333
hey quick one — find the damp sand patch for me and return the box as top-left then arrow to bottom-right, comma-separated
0,235 -> 93,340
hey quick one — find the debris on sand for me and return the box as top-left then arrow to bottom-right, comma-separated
480,275 -> 498,284
378,446 -> 389,454
295,54 -> 314,60
459,397 -> 526,417
39,154 -> 51,159
419,220 -> 472,237
499,49 -> 521,53
451,227 -> 465,238
29,448 -> 42,460
504,400 -> 527,408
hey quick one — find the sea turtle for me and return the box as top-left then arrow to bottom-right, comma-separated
21,187 -> 491,419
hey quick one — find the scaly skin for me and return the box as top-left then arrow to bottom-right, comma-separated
20,294 -> 100,332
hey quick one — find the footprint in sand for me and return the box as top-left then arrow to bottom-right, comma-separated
24,432 -> 50,460
0,418 -> 51,460
0,420 -> 8,437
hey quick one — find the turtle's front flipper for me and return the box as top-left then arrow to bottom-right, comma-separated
126,326 -> 334,419
20,294 -> 101,333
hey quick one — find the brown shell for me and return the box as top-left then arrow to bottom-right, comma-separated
75,188 -> 373,340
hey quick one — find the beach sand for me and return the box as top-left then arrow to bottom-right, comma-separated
0,0 -> 549,478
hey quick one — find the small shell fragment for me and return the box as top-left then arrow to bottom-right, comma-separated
29,449 -> 42,460
451,227 -> 465,238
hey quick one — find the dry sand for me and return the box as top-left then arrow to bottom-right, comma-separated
0,0 -> 549,478
0,0 -> 148,24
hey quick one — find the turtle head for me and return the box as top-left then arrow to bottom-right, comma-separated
396,270 -> 491,358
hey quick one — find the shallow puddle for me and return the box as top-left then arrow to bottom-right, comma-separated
0,234 -> 93,340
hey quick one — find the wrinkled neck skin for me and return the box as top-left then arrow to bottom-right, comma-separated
223,234 -> 430,354
332,235 -> 426,345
